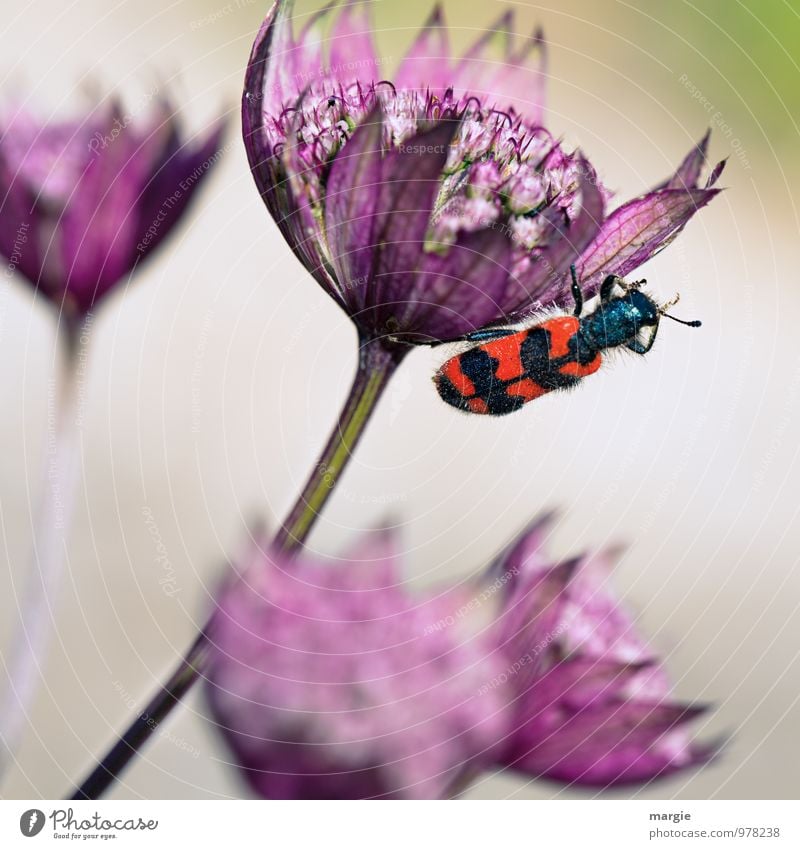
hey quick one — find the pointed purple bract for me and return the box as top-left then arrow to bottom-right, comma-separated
570,187 -> 720,303
509,697 -> 712,786
405,227 -> 513,341
323,105 -> 385,306
655,130 -> 711,191
0,97 -> 224,316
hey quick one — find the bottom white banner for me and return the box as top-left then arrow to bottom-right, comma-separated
1,799 -> 797,847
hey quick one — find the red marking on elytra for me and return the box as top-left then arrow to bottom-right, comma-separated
441,357 -> 475,396
543,316 -> 580,359
506,377 -> 549,402
467,397 -> 490,414
480,332 -> 526,381
560,354 -> 602,378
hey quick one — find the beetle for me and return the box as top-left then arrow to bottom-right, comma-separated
433,267 -> 701,416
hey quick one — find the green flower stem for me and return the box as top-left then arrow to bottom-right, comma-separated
273,337 -> 403,552
68,335 -> 404,800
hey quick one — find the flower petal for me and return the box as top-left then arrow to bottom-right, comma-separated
323,105 -> 385,308
449,10 -> 514,92
242,0 -> 305,254
225,742 -> 392,801
493,559 -> 579,690
525,657 -> 654,712
451,16 -> 546,124
133,114 -> 226,272
508,700 -> 711,786
394,5 -> 452,93
488,27 -> 547,124
654,130 -> 710,191
329,1 -> 379,81
397,226 -> 514,341
705,157 -> 727,188
0,152 -> 41,288
486,511 -> 557,589
368,119 -> 460,317
58,108 -> 163,311
242,0 -> 287,166
244,0 -> 328,126
289,1 -> 334,90
573,187 -> 720,299
276,96 -> 345,298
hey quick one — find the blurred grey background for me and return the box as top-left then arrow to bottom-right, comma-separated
0,0 -> 798,799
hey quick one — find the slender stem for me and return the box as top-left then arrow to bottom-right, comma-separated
67,336 -> 404,799
0,312 -> 87,782
274,337 -> 402,552
70,631 -> 210,801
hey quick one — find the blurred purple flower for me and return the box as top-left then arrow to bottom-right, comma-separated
0,95 -> 224,317
243,0 -> 723,346
207,516 -> 714,799
486,514 -> 716,786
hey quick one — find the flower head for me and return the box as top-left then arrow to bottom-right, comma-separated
486,515 -> 716,785
207,517 -> 714,798
207,530 -> 506,799
244,0 -> 723,347
0,94 -> 224,317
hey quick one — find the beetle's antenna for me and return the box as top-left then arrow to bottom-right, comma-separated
659,292 -> 702,327
662,313 -> 702,328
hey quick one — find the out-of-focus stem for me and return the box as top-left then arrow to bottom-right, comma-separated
0,312 -> 89,781
70,630 -> 210,801
67,335 -> 404,799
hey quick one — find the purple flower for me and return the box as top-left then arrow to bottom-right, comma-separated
0,95 -> 224,317
207,517 -> 714,798
487,515 -> 716,786
244,0 -> 723,346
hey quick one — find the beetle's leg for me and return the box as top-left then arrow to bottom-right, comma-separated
571,265 -> 584,317
599,274 -> 620,303
626,339 -> 648,354
422,327 -> 518,347
460,327 -> 518,344
600,274 -> 644,300
389,326 -> 518,347
616,276 -> 646,294
626,324 -> 659,354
